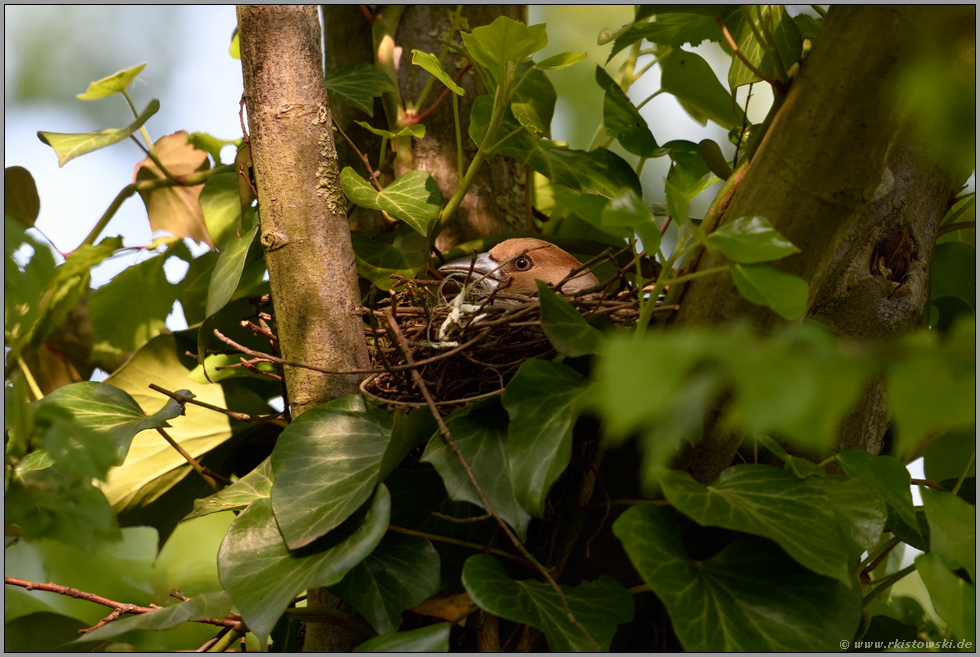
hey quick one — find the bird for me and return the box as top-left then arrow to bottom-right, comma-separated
438,238 -> 598,303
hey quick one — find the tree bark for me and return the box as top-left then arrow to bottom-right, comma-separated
237,6 -> 371,652
671,6 -> 956,482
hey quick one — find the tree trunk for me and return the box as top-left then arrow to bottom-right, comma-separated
237,6 -> 371,651
323,5 -> 528,250
670,6 -> 956,483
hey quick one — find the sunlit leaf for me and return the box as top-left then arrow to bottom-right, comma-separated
206,220 -> 258,317
38,99 -> 160,167
536,51 -> 587,70
354,623 -> 451,652
76,63 -> 147,99
461,554 -> 634,651
325,63 -> 396,117
462,16 -> 548,80
333,533 -> 441,634
730,263 -> 808,319
341,168 -> 442,236
271,395 -> 392,549
76,591 -> 233,643
614,505 -> 862,651
411,50 -> 464,95
502,359 -> 590,517
218,487 -> 390,642
354,120 -> 425,140
199,172 -> 243,249
185,457 -> 273,520
708,215 -> 800,263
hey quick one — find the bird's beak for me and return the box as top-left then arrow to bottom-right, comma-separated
438,251 -> 501,302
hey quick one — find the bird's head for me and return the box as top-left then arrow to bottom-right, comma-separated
438,238 -> 598,302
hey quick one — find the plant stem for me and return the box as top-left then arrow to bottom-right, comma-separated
453,92 -> 463,182
411,4 -> 463,112
635,89 -> 663,111
658,265 -> 730,287
862,564 -> 916,607
16,358 -> 43,401
952,451 -> 975,496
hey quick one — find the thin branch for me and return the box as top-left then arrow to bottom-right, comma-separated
3,577 -> 240,633
148,383 -> 280,424
196,626 -> 232,652
431,511 -> 493,524
382,308 -> 601,650
155,427 -> 231,489
409,63 -> 472,125
387,525 -> 531,566
937,221 -> 975,237
333,121 -> 384,192
910,478 -> 946,490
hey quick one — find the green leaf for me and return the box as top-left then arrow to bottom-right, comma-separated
754,434 -> 826,479
187,132 -> 242,165
551,188 -> 631,244
536,281 -> 604,357
609,13 -> 725,62
421,401 -> 531,540
730,263 -> 808,320
931,242 -> 975,309
354,120 -> 425,140
921,487 -> 976,583
727,7 -> 802,90
37,99 -> 160,167
271,395 -> 392,549
5,166 -> 40,228
33,382 -> 181,464
660,49 -> 742,129
502,359 -> 590,517
916,552 -> 976,643
185,457 -> 273,520
594,66 -> 660,158
76,63 -> 147,99
664,179 -> 690,226
324,63 -> 396,117
379,408 -> 437,484
613,505 -> 862,651
333,533 -> 441,634
411,50 -> 464,95
76,591 -> 233,643
697,138 -> 733,180
708,215 -> 800,263
660,466 -> 854,585
206,220 -> 259,317
924,429 -> 976,483
89,252 -> 178,360
218,486 -> 390,643
808,475 -> 888,561
464,16 -> 547,75
536,51 -> 587,70
601,187 -> 662,253
5,219 -> 57,356
469,95 -> 641,197
229,30 -> 240,59
341,168 -> 442,236
350,224 -> 428,291
199,172 -> 243,250
354,623 -> 451,652
663,139 -> 719,201
511,63 -> 557,138
461,554 -> 634,651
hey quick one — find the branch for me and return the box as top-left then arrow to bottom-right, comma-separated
937,221 -> 975,237
387,525 -> 530,566
381,308 -> 601,650
3,577 -> 241,633
148,383 -> 281,424
333,121 -> 383,192
155,427 -> 231,489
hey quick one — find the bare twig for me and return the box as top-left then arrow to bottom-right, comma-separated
387,525 -> 531,567
333,121 -> 383,191
155,427 -> 231,489
148,383 -> 280,424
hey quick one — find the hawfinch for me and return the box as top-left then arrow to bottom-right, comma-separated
439,238 -> 598,301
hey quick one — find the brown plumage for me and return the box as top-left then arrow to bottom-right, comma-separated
438,238 -> 598,301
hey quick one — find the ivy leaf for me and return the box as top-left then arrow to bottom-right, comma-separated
206,217 -> 259,317
470,95 -> 641,197
340,168 -> 442,236
411,50 -> 464,95
727,7 -> 803,91
185,457 -> 273,520
708,216 -> 800,263
5,166 -> 40,228
354,623 -> 451,652
76,591 -> 233,643
930,242 -> 975,309
333,534 -> 441,634
536,281 -> 604,357
613,505 -> 862,651
502,359 -> 590,517
75,62 -> 147,99
461,554 -> 634,651
660,466 -> 854,586
915,552 -> 976,644
354,120 -> 425,140
37,99 -> 160,167
924,430 -> 976,483
663,140 -> 718,201
535,51 -> 587,70
218,487 -> 390,643
601,187 -> 662,253
379,407 -> 437,485
595,66 -> 661,158
660,49 -> 742,129
462,16 -> 548,78
135,131 -> 213,247
271,395 -> 392,550
421,401 -> 531,541
608,14 -> 725,62
511,63 -> 556,138
921,488 -> 976,583
350,223 -> 428,291
325,63 -> 396,117
199,172 -> 243,250
808,475 -> 888,561
33,382 -> 181,464
730,263 -> 808,320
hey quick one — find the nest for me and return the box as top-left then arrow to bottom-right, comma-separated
359,253 -> 665,411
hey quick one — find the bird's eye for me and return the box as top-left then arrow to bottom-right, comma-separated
514,256 -> 531,270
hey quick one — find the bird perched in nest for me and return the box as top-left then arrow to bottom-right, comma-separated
438,238 -> 598,303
